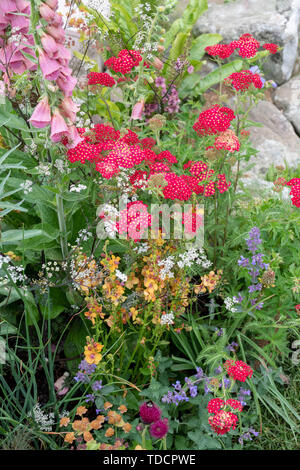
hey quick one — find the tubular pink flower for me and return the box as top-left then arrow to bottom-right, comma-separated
50,108 -> 68,142
51,12 -> 63,27
44,0 -> 58,9
57,73 -> 77,97
29,96 -> 51,128
15,0 -> 30,12
60,96 -> 79,122
54,43 -> 71,65
41,33 -> 59,57
46,25 -> 65,43
39,3 -> 55,21
131,99 -> 145,120
0,0 -> 17,14
39,49 -> 61,81
64,125 -> 84,149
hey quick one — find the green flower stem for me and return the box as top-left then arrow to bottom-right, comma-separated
56,192 -> 68,260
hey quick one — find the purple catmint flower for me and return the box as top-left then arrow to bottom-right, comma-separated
92,380 -> 103,391
246,227 -> 262,253
85,394 -> 95,403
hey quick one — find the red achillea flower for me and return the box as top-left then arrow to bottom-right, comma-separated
163,173 -> 192,201
185,161 -> 208,176
224,70 -> 263,92
139,402 -> 161,424
233,34 -> 260,58
204,180 -> 215,197
224,359 -> 253,382
263,43 -> 279,54
287,178 -> 300,207
295,304 -> 300,314
87,72 -> 115,87
149,418 -> 169,439
141,137 -> 156,149
208,410 -> 238,435
214,130 -> 240,152
241,129 -> 250,138
205,43 -> 235,59
117,202 -> 152,240
105,49 -> 142,75
225,399 -> 243,412
217,174 -> 231,194
207,398 -> 225,414
95,159 -> 119,179
193,105 -> 235,136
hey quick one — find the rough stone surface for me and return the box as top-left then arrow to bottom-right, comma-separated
245,100 -> 300,175
194,0 -> 300,85
273,75 -> 300,134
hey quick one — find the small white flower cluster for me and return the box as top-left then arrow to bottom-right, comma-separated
75,229 -> 92,244
54,158 -> 71,174
24,141 -> 37,155
0,254 -> 11,270
0,255 -> 27,285
37,163 -> 51,177
160,312 -> 175,325
41,261 -> 60,279
134,242 -> 150,254
28,403 -> 55,432
69,255 -> 101,291
76,110 -> 91,128
99,204 -> 119,238
70,184 -> 87,193
158,255 -> 175,280
177,247 -> 212,270
115,269 -> 128,283
86,0 -> 112,21
20,180 -> 33,194
224,296 -> 239,313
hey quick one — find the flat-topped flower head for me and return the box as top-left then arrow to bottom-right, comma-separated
193,105 -> 235,136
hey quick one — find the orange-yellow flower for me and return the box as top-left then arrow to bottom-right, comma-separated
84,339 -> 104,365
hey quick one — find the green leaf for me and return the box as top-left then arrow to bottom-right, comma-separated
165,0 -> 208,48
189,33 -> 223,61
196,59 -> 244,93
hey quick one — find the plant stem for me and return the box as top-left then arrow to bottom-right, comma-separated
56,193 -> 68,259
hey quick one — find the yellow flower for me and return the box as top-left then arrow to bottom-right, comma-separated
84,339 -> 104,365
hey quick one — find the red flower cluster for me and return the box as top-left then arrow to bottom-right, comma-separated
214,130 -> 240,152
104,49 -> 142,74
205,34 -> 278,60
183,161 -> 231,198
66,124 -> 230,201
287,178 -> 300,208
224,359 -> 253,382
208,410 -> 239,435
233,34 -> 260,58
295,304 -> 300,314
193,105 -> 235,136
263,43 -> 279,54
205,43 -> 235,59
87,71 -> 115,87
117,201 -> 152,240
224,70 -> 263,92
207,398 -> 225,413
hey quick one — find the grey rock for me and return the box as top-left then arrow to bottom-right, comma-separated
238,177 -> 291,200
244,100 -> 300,175
194,0 -> 300,85
273,75 -> 300,134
